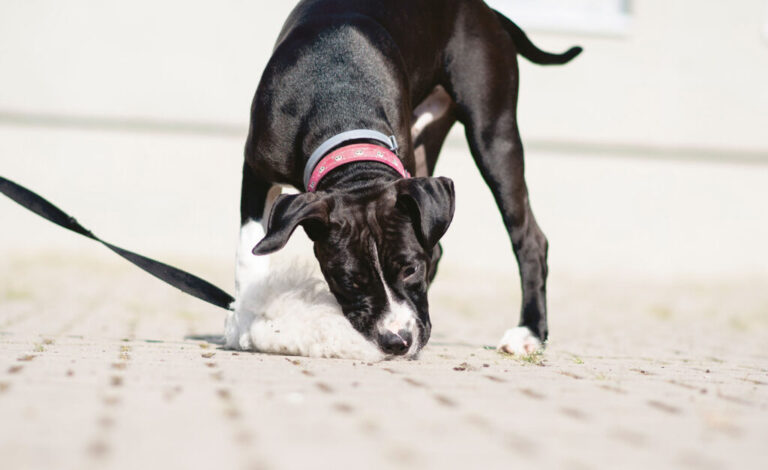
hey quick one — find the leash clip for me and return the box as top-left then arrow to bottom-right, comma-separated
388,135 -> 399,154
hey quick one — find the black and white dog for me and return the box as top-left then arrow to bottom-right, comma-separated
229,0 -> 581,358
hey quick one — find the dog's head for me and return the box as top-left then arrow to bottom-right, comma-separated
252,177 -> 455,357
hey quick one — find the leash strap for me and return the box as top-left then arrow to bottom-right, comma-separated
0,176 -> 235,311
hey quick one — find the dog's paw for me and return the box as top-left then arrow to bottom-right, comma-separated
224,309 -> 255,350
498,327 -> 543,355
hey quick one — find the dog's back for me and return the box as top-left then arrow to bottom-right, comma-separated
247,0 -> 464,180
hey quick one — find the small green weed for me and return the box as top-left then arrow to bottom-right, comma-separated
3,288 -> 33,301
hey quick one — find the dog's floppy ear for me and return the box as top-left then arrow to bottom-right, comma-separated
395,176 -> 455,249
252,192 -> 331,255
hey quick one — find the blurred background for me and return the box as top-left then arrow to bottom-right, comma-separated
1,0 -> 767,295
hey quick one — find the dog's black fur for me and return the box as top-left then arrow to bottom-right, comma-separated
241,0 -> 581,355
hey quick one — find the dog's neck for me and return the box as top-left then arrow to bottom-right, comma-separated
315,161 -> 402,193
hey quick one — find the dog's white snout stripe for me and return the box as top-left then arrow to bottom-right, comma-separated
378,297 -> 416,336
369,242 -> 420,355
375,288 -> 419,356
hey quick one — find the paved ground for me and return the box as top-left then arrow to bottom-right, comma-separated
1,132 -> 767,469
1,251 -> 766,470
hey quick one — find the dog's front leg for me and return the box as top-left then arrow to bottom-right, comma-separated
227,162 -> 281,350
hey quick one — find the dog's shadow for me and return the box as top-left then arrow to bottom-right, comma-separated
185,334 -> 226,347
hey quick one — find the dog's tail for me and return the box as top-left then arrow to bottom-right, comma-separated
492,9 -> 582,65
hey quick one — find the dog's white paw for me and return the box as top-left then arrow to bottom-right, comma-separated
498,327 -> 543,355
224,309 -> 255,350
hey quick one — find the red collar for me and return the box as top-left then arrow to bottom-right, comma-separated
306,143 -> 410,192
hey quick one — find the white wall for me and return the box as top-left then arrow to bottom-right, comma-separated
0,1 -> 294,127
1,0 -> 766,154
498,0 -> 768,156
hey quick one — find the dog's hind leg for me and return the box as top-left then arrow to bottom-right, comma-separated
229,162 -> 280,349
445,14 -> 549,354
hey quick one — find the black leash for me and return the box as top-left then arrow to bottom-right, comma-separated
0,176 -> 235,311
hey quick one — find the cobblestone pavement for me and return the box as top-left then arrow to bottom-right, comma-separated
2,134 -> 767,469
1,253 -> 766,470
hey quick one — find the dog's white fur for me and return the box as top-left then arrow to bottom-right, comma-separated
226,261 -> 384,361
229,202 -> 385,361
234,185 -> 283,301
234,219 -> 270,301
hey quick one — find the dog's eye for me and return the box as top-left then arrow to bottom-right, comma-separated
401,264 -> 419,280
343,273 -> 365,290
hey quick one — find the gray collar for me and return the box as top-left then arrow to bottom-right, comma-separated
303,129 -> 399,190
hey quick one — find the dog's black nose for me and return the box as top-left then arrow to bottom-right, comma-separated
379,329 -> 413,355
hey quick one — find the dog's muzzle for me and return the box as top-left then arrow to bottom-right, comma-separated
377,329 -> 414,356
